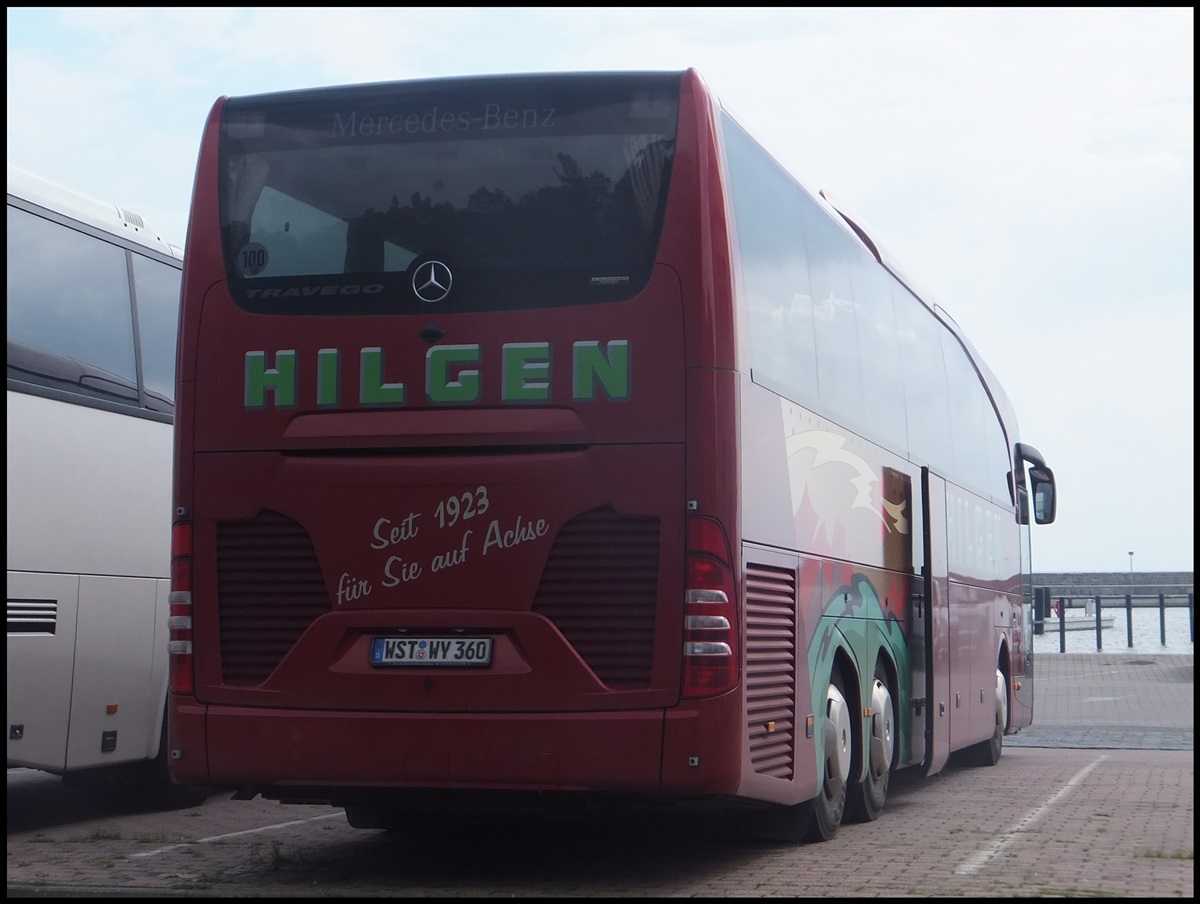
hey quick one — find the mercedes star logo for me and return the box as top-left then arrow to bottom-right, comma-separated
412,260 -> 453,303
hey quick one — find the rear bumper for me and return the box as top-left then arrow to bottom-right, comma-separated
168,692 -> 747,800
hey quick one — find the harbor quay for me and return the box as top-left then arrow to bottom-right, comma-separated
1052,595 -> 1192,609
1033,570 -> 1193,608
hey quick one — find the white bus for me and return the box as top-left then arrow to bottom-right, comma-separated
6,164 -> 201,806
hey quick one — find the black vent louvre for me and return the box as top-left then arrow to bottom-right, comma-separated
532,507 -> 660,689
7,599 -> 58,635
216,510 -> 330,686
745,562 -> 797,779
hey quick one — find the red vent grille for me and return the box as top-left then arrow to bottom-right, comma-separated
216,511 -> 330,686
532,507 -> 660,689
745,562 -> 797,779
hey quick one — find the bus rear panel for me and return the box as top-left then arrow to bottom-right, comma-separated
170,71 -> 754,813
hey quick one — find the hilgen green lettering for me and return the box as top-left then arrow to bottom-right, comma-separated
573,340 -> 630,401
360,348 -> 407,405
245,350 -> 297,409
317,348 -> 340,407
427,345 -> 482,403
502,343 -> 551,402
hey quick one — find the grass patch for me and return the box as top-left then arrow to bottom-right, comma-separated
170,876 -> 223,891
258,838 -> 304,871
81,828 -> 122,842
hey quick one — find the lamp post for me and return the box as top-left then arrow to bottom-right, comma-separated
1125,551 -> 1137,648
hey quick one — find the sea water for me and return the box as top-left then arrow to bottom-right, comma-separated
1034,605 -> 1194,654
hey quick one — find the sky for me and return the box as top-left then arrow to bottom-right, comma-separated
6,7 -> 1194,573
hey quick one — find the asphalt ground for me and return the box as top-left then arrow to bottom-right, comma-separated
7,652 -> 1194,898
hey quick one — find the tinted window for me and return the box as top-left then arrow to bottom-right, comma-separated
723,113 -> 1014,504
219,73 -> 680,314
131,253 -> 182,405
803,201 -> 863,428
7,205 -> 137,387
942,330 -> 991,491
722,114 -> 819,409
986,413 -> 1013,503
849,252 -> 908,452
894,285 -> 954,474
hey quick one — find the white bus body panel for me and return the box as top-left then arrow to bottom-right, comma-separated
6,391 -> 172,576
6,391 -> 172,772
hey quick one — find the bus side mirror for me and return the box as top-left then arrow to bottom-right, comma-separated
1029,466 -> 1056,525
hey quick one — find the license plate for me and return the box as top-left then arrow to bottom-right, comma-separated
370,635 -> 493,667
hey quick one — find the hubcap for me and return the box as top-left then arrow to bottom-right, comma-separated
823,681 -> 852,795
867,677 -> 894,778
994,669 -> 1008,731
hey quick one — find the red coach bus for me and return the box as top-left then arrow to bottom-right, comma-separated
168,68 -> 1057,842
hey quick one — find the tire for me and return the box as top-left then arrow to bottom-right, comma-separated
346,804 -> 455,837
845,660 -> 894,823
806,662 -> 851,842
961,667 -> 1007,768
754,801 -> 815,844
139,757 -> 209,810
62,725 -> 207,812
345,805 -> 394,830
126,712 -> 210,810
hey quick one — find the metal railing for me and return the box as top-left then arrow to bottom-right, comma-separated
1032,588 -> 1195,652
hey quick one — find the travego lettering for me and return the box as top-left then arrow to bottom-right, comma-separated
244,284 -> 385,299
244,339 -> 630,409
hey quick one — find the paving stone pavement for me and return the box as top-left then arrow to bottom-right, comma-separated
7,652 -> 1193,898
1005,652 -> 1193,750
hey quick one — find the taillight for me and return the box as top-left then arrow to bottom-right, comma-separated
168,519 -> 194,695
683,515 -> 738,699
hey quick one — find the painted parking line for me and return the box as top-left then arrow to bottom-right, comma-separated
954,754 -> 1107,876
130,811 -> 347,858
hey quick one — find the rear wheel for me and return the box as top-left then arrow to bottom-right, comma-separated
806,662 -> 851,842
846,660 -> 894,823
124,711 -> 209,809
63,713 -> 207,811
755,801 -> 815,843
345,805 -> 397,831
961,667 -> 1007,767
346,803 -> 457,836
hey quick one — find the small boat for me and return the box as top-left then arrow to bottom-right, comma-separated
1042,613 -> 1115,631
1043,600 -> 1114,631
